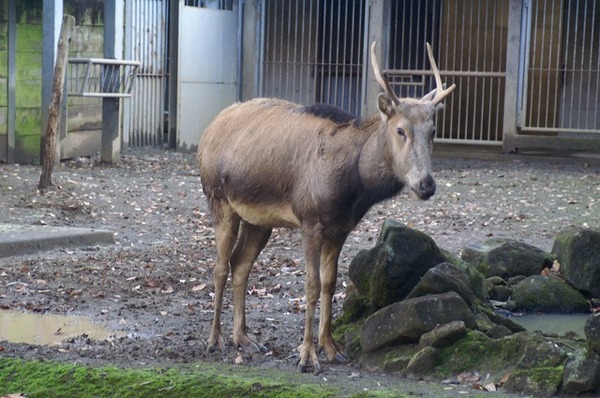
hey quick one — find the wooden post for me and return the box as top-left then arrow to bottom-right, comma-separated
38,15 -> 74,191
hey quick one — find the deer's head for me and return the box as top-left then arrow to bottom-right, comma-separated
371,42 -> 456,200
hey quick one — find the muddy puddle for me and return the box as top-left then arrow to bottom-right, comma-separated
511,313 -> 591,337
0,310 -> 124,345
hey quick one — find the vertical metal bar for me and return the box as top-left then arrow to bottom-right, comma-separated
348,0 -> 355,113
579,0 -> 589,129
590,2 -> 600,130
529,0 -> 539,128
548,0 -> 558,131
585,0 -> 595,129
360,0 -> 369,116
297,0 -> 305,104
261,0 -> 269,97
304,0 -> 311,105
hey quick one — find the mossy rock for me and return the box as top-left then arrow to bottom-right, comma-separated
512,275 -> 589,313
462,238 -> 554,279
349,220 -> 446,309
552,227 -> 600,297
504,367 -> 563,397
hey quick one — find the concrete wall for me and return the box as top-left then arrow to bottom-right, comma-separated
0,0 -> 104,163
62,0 -> 104,160
0,2 -> 8,162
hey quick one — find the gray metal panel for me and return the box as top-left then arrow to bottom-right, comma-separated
176,3 -> 238,151
124,0 -> 168,148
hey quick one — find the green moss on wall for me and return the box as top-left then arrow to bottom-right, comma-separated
0,77 -> 7,106
0,107 -> 7,135
15,134 -> 40,164
0,50 -> 7,77
15,80 -> 40,108
15,108 -> 40,136
16,24 -> 42,52
0,22 -> 7,51
16,52 -> 41,80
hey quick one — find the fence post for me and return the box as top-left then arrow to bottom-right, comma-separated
102,0 -> 124,164
502,0 -> 524,153
39,15 -> 74,190
363,0 -> 386,117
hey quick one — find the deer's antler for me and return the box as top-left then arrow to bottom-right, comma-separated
426,42 -> 456,105
370,42 -> 400,104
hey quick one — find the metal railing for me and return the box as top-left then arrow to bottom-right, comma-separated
67,58 -> 141,98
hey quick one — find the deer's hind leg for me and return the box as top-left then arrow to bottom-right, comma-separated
230,221 -> 272,353
208,202 -> 240,352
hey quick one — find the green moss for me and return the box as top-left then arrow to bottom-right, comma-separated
14,133 -> 41,164
506,366 -> 564,396
0,358 -> 343,398
436,331 -> 530,377
16,23 -> 42,51
15,79 -> 41,108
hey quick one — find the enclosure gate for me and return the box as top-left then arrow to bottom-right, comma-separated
518,0 -> 600,137
259,0 -> 368,117
259,0 -> 509,145
124,0 -> 169,148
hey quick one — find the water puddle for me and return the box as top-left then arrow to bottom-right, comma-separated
511,313 -> 591,337
0,310 -> 123,345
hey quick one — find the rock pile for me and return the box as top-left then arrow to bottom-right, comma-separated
336,220 -> 600,396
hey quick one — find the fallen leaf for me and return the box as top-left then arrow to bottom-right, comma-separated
192,283 -> 207,292
235,355 -> 244,364
145,279 -> 160,288
483,383 -> 496,392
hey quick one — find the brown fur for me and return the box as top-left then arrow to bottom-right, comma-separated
198,43 -> 454,373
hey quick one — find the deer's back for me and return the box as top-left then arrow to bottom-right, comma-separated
198,98 -> 373,229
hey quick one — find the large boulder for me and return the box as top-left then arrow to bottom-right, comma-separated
562,349 -> 600,395
552,227 -> 600,297
405,262 -> 474,306
360,291 -> 476,353
585,313 -> 600,354
462,238 -> 554,279
511,275 -> 589,313
349,220 -> 446,309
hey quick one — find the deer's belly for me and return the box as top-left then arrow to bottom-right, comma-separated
231,201 -> 301,229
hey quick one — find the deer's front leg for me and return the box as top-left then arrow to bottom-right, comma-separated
318,235 -> 349,363
297,223 -> 324,374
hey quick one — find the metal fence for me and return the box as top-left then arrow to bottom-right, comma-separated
260,0 -> 509,144
386,0 -> 508,144
124,0 -> 169,147
519,0 -> 600,135
260,0 -> 366,116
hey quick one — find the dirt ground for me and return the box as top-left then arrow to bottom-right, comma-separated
0,147 -> 599,394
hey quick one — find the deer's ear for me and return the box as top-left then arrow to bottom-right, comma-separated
377,93 -> 395,119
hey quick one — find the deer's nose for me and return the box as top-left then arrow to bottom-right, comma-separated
417,174 -> 436,200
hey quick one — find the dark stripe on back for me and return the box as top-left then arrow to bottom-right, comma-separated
301,103 -> 360,126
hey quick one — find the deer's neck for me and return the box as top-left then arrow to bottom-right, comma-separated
355,121 -> 404,211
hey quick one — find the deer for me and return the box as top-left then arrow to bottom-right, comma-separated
197,42 -> 456,373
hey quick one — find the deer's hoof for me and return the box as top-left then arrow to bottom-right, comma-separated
296,360 -> 322,375
331,352 -> 349,364
235,334 -> 269,354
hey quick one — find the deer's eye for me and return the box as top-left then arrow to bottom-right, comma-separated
396,128 -> 406,137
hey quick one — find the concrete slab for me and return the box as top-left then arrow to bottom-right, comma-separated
0,224 -> 114,258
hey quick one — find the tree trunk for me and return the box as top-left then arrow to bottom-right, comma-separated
38,15 -> 74,191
